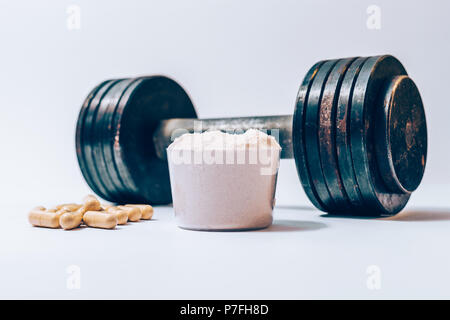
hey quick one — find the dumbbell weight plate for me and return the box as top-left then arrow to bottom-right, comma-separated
80,80 -> 122,201
335,57 -> 368,208
101,78 -> 144,204
93,79 -> 136,202
304,59 -> 339,212
76,80 -> 110,199
374,75 -> 427,194
293,60 -> 327,211
83,79 -> 123,202
112,76 -> 197,204
318,57 -> 357,212
350,55 -> 410,215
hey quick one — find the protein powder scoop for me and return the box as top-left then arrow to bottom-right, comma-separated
167,129 -> 281,231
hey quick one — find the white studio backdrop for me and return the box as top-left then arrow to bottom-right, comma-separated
0,0 -> 449,207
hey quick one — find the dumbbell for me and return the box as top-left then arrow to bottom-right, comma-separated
76,55 -> 427,216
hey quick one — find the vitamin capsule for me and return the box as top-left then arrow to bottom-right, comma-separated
117,205 -> 142,222
59,207 -> 84,230
83,211 -> 118,229
83,195 -> 101,211
56,203 -> 82,211
125,204 -> 154,220
60,195 -> 102,230
106,206 -> 128,225
28,207 -> 61,229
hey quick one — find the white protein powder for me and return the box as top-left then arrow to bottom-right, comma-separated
167,129 -> 281,231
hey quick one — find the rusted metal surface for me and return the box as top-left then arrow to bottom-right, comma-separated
79,79 -> 120,202
318,57 -> 356,212
303,60 -> 339,212
94,79 -> 135,203
292,60 -> 327,212
295,55 -> 427,216
375,75 -> 427,194
335,57 -> 367,209
350,55 -> 411,215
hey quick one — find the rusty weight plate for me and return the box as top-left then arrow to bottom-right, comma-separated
374,75 -> 427,194
82,79 -> 122,202
350,55 -> 411,215
94,79 -> 137,203
304,59 -> 339,212
111,76 -> 197,204
318,57 -> 357,212
76,80 -> 110,199
335,57 -> 368,209
292,60 -> 327,211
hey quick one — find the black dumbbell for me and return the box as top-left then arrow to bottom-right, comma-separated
75,55 -> 427,216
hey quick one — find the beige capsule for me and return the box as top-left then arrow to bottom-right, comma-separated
117,205 -> 142,222
125,204 -> 154,220
60,195 -> 101,230
83,211 -> 118,229
105,206 -> 128,225
59,207 -> 85,230
55,203 -> 82,212
28,207 -> 66,229
83,195 -> 101,211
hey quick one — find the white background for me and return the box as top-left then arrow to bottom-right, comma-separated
1,0 -> 450,299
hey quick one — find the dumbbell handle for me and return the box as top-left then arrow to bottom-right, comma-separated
153,115 -> 294,160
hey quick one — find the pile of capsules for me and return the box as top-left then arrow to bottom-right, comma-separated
28,195 -> 153,230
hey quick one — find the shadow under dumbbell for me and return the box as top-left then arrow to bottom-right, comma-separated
320,213 -> 380,220
381,208 -> 450,222
262,220 -> 327,232
319,208 -> 450,222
